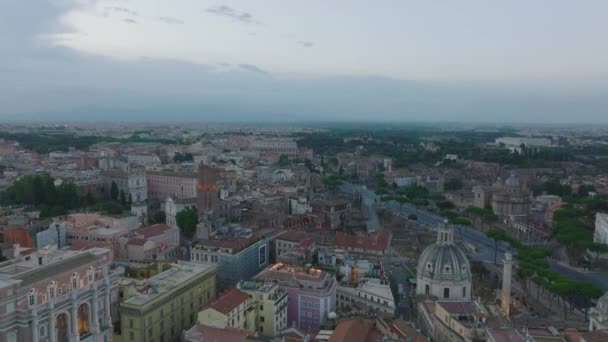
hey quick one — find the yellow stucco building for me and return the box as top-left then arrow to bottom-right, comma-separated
114,262 -> 217,342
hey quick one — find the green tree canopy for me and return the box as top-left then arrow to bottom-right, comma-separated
176,207 -> 198,238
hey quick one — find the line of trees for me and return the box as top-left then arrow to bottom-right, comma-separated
485,227 -> 603,319
1,174 -> 130,217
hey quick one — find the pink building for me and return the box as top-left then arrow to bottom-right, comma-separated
255,263 -> 337,331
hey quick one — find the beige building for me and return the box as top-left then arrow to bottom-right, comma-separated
239,281 -> 289,336
337,278 -> 396,315
197,288 -> 254,330
114,262 -> 217,342
418,301 -> 487,342
473,173 -> 532,218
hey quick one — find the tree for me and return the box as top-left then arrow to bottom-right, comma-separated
450,217 -> 471,226
110,181 -> 119,201
128,193 -> 132,206
120,190 -> 126,205
101,201 -> 124,215
444,178 -> 463,191
276,154 -> 290,167
323,174 -> 343,192
176,207 -> 198,238
436,200 -> 455,210
486,228 -> 510,265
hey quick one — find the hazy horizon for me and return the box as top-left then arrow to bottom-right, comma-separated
2,1 -> 608,123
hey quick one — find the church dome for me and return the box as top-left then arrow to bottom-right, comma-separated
416,223 -> 472,283
504,172 -> 520,187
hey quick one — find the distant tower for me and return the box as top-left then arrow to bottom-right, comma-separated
196,161 -> 220,218
501,252 -> 513,316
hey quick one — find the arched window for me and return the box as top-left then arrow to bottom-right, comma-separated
425,284 -> 430,296
77,303 -> 90,336
56,312 -> 69,342
463,287 -> 466,297
443,288 -> 450,299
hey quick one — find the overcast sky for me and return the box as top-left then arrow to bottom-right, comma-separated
1,0 -> 607,123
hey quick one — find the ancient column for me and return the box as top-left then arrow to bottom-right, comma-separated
501,252 -> 513,316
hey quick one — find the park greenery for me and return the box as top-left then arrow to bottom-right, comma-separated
294,128 -> 593,169
1,174 -> 129,217
0,131 -> 179,155
173,152 -> 194,163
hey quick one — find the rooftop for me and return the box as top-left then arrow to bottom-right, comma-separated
334,230 -> 390,252
0,248 -> 110,287
184,324 -> 252,342
135,224 -> 173,238
123,262 -> 216,306
581,330 -> 608,342
486,328 -> 524,342
328,317 -> 382,342
255,263 -> 334,291
208,288 -> 251,315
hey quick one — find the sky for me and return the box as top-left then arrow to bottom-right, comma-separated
1,0 -> 607,123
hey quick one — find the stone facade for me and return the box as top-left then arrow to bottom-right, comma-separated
0,247 -> 119,342
146,170 -> 197,200
416,222 -> 472,301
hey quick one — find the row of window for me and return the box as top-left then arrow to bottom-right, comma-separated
29,268 -> 97,306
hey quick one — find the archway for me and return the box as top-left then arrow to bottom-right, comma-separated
77,303 -> 90,336
55,312 -> 70,342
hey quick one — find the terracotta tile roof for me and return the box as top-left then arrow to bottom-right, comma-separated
128,238 -> 147,246
486,328 -> 524,342
136,224 -> 173,238
581,330 -> 608,342
208,288 -> 250,315
184,324 -> 251,342
436,301 -> 478,315
334,230 -> 390,252
328,318 -> 374,342
277,230 -> 311,242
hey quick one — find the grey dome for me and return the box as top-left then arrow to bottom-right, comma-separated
417,243 -> 472,282
505,173 -> 520,187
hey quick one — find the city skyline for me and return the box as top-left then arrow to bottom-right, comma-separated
1,1 -> 608,123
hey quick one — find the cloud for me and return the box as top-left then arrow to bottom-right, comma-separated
206,5 -> 257,24
104,6 -> 138,16
123,18 -> 137,24
297,41 -> 314,48
158,16 -> 184,25
239,64 -> 270,75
